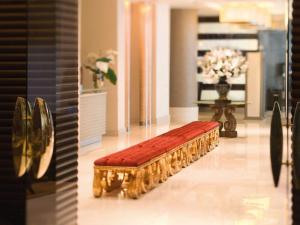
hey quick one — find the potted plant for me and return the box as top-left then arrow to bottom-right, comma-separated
80,50 -> 118,147
199,47 -> 248,100
84,50 -> 118,89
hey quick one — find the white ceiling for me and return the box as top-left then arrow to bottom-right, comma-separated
158,0 -> 286,15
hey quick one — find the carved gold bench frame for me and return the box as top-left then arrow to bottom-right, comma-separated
93,127 -> 219,199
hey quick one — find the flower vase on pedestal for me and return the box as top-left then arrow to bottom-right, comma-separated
215,76 -> 231,102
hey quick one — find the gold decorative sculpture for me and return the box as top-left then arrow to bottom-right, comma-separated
12,97 -> 54,179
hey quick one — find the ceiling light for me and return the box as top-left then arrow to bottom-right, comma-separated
220,2 -> 272,27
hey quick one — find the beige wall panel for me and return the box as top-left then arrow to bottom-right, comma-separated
80,0 -> 125,135
246,52 -> 264,118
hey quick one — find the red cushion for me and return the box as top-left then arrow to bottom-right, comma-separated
94,145 -> 165,167
197,121 -> 219,132
180,128 -> 206,140
138,136 -> 185,150
94,121 -> 219,167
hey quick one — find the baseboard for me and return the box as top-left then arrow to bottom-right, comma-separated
80,137 -> 101,148
105,127 -> 127,136
170,107 -> 198,123
79,142 -> 102,156
156,115 -> 170,125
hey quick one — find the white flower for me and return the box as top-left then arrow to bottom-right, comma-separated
214,61 -> 223,70
233,68 -> 239,77
199,47 -> 248,84
217,70 -> 224,77
224,49 -> 232,57
225,71 -> 232,78
96,61 -> 109,73
231,58 -> 239,68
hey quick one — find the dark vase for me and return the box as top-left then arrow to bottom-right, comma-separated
215,76 -> 231,100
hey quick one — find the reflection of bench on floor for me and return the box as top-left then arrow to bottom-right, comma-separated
93,121 -> 220,199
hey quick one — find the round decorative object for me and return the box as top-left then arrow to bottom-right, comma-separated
270,101 -> 283,187
12,97 -> 33,177
215,77 -> 231,100
31,98 -> 54,179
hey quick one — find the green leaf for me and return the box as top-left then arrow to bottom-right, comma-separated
103,68 -> 117,85
96,57 -> 112,63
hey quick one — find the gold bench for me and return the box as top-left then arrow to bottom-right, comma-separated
93,121 -> 219,199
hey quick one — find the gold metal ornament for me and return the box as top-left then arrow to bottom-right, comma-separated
12,97 -> 33,177
12,97 -> 54,179
31,98 -> 54,179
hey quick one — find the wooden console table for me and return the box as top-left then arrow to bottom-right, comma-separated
195,100 -> 245,138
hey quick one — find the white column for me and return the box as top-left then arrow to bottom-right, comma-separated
170,9 -> 198,123
154,2 -> 171,125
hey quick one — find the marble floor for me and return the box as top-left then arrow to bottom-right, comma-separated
78,118 -> 291,225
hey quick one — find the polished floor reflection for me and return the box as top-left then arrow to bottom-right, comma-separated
78,117 -> 290,225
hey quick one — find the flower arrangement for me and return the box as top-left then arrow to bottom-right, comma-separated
199,47 -> 248,84
84,50 -> 118,89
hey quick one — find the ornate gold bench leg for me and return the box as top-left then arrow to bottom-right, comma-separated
208,132 -> 212,151
166,154 -> 174,176
181,146 -> 188,168
211,130 -> 216,149
171,151 -> 181,172
93,167 -> 105,198
205,134 -> 209,153
144,164 -> 156,190
188,142 -> 195,161
212,130 -> 217,148
125,169 -> 145,199
199,137 -> 204,156
152,161 -> 161,186
176,148 -> 183,169
207,133 -> 212,151
105,170 -> 123,193
199,138 -> 204,156
187,143 -> 193,164
158,157 -> 168,183
195,138 -> 201,159
216,129 -> 220,146
191,140 -> 198,161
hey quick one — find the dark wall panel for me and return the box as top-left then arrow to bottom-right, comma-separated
0,1 -> 78,225
0,1 -> 27,225
292,1 -> 300,224
55,1 -> 78,225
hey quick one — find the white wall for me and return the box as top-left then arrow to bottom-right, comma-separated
154,3 -> 171,125
246,52 -> 264,118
